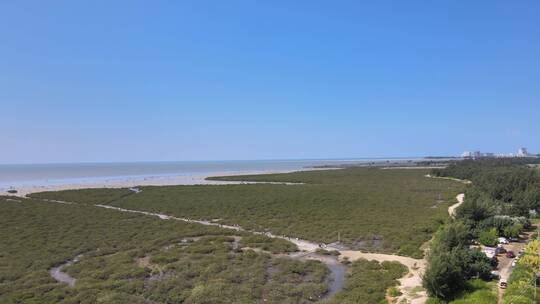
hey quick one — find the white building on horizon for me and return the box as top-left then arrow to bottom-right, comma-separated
517,147 -> 529,157
461,148 -> 534,158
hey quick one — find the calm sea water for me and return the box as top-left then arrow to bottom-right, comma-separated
0,159 -> 423,188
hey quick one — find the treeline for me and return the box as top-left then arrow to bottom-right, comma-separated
424,158 -> 540,302
433,158 -> 540,217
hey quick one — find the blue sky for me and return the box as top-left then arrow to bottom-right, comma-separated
1,1 -> 539,163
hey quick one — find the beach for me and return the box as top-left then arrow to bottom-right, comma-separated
0,168 -> 326,197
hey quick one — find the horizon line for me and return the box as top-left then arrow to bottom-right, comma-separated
0,156 -> 456,166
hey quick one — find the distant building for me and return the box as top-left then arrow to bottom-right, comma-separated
517,147 -> 529,157
461,149 -> 533,159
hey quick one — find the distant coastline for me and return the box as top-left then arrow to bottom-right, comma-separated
0,158 -> 434,196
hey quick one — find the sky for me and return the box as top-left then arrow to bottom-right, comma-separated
1,1 -> 539,164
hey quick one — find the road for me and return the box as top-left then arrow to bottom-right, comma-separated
496,228 -> 537,303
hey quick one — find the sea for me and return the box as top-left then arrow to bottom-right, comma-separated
0,158 -> 425,189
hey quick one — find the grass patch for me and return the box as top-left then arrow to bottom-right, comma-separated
240,234 -> 298,253
315,248 -> 341,256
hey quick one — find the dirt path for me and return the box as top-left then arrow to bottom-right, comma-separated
425,174 -> 472,184
448,193 -> 465,218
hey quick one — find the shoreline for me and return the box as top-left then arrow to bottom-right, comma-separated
1,167 -> 335,197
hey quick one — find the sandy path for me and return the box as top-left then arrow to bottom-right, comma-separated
425,174 -> 472,184
448,193 -> 465,218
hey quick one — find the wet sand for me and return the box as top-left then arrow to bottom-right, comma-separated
1,168 -> 331,197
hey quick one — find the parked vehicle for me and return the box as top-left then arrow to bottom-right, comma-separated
498,237 -> 509,244
512,260 -> 517,267
500,279 -> 508,289
506,251 -> 515,258
490,256 -> 499,268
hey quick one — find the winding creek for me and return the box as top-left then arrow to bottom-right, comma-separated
49,255 -> 82,287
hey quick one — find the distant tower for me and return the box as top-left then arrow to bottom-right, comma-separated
517,147 -> 529,157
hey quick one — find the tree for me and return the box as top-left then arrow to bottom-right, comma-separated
520,240 -> 540,270
432,221 -> 469,252
503,223 -> 523,239
465,250 -> 493,280
423,248 -> 470,300
456,190 -> 494,224
478,228 -> 497,247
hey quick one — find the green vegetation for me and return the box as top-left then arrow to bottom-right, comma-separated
34,187 -> 134,204
314,248 -> 341,256
32,168 -> 464,257
423,222 -> 492,300
387,286 -> 402,297
240,235 -> 298,253
322,259 -> 407,304
0,196 -> 329,304
477,228 -> 498,247
425,158 -> 540,302
433,158 -> 540,217
426,279 -> 497,304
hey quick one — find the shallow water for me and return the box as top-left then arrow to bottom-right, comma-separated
49,255 -> 81,287
327,261 -> 347,296
0,158 -> 425,189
